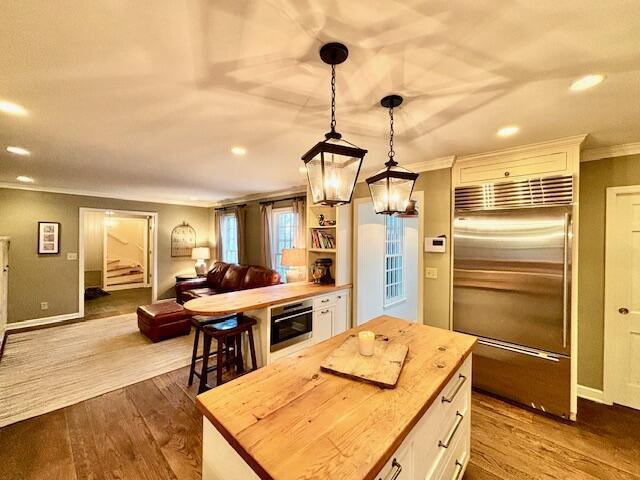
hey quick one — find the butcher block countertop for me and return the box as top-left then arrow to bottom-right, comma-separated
184,281 -> 351,316
196,315 -> 476,480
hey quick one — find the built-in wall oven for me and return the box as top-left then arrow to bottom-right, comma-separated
270,299 -> 313,352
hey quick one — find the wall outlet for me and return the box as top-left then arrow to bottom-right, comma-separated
40,301 -> 49,310
67,252 -> 78,260
425,267 -> 438,279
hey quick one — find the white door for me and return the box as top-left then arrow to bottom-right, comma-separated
604,187 -> 640,409
355,199 -> 420,326
0,238 -> 9,333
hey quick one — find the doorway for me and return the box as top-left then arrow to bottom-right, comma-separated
604,186 -> 640,409
353,192 -> 424,326
79,208 -> 158,319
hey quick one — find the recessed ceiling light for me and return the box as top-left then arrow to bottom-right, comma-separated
189,197 -> 199,201
497,126 -> 519,137
16,175 -> 34,183
0,100 -> 28,116
231,146 -> 247,156
6,146 -> 30,156
298,165 -> 307,174
570,74 -> 605,92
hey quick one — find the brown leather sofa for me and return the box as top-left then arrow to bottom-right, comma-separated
175,261 -> 281,304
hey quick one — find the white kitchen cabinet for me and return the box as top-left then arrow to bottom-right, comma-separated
333,290 -> 350,335
458,151 -> 567,184
313,307 -> 333,343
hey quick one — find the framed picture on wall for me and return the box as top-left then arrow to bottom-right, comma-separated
38,222 -> 60,254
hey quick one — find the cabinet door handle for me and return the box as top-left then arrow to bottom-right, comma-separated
452,460 -> 464,480
378,458 -> 402,480
321,309 -> 330,314
442,374 -> 467,403
439,412 -> 464,449
504,171 -> 510,177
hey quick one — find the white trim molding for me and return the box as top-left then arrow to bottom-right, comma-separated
581,142 -> 640,162
153,297 -> 177,304
6,312 -> 80,331
577,385 -> 612,405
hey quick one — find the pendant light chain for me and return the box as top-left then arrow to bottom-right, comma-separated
330,64 -> 337,132
388,105 -> 396,165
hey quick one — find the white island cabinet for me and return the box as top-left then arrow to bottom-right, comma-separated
197,316 -> 475,480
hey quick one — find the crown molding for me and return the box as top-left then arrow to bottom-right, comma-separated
581,142 -> 640,162
456,134 -> 588,164
0,182 -> 211,208
210,185 -> 307,208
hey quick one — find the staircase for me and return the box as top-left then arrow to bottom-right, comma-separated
105,258 -> 145,289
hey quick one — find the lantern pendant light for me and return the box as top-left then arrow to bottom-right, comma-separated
301,42 -> 367,206
366,95 -> 418,215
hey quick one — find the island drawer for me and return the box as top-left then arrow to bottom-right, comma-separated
313,293 -> 337,310
433,415 -> 470,480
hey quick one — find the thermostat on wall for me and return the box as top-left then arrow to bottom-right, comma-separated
425,235 -> 446,253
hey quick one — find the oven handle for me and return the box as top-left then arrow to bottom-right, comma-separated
272,310 -> 312,324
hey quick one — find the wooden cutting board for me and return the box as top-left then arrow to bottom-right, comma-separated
320,333 -> 408,388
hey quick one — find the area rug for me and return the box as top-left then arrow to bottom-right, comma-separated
0,313 -> 196,427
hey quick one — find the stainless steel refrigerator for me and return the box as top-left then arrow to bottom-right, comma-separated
453,175 -> 573,419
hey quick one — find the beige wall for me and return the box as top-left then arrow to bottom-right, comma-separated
0,188 -> 210,324
578,154 -> 640,390
353,168 -> 452,328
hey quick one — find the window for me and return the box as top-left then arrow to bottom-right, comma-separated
272,207 -> 299,280
221,213 -> 238,263
384,215 -> 404,305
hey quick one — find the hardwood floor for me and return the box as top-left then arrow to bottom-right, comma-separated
83,287 -> 152,321
0,368 -> 638,480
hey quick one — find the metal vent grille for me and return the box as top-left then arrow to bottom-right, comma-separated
455,175 -> 573,211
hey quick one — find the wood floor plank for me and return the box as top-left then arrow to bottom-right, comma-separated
472,392 -> 640,476
470,393 -> 640,480
66,387 -> 177,480
127,378 -> 202,480
0,409 -> 77,480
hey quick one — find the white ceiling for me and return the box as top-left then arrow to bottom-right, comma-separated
1,0 -> 639,205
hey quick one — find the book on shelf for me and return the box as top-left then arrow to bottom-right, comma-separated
311,229 -> 336,249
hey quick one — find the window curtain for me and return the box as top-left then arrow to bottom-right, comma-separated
292,198 -> 306,248
211,209 -> 223,262
260,203 -> 274,268
234,205 -> 247,265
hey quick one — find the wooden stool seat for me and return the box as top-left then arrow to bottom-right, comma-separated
197,314 -> 258,393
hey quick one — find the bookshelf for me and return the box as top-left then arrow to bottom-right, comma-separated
306,187 -> 352,285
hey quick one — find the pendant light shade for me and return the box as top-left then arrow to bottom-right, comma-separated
302,43 -> 367,206
366,95 -> 418,215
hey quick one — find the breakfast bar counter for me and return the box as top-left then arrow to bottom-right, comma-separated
197,315 -> 476,480
184,281 -> 351,316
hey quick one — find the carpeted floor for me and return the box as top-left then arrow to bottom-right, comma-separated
0,312 -> 197,428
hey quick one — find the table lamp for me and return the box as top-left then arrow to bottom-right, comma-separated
280,248 -> 306,283
191,247 -> 211,276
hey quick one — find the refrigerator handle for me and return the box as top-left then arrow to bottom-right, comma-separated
562,212 -> 571,349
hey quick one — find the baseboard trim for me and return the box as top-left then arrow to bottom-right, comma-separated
577,385 -> 612,405
6,312 -> 81,332
153,297 -> 177,304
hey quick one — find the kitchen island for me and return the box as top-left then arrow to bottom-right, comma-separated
197,315 -> 476,480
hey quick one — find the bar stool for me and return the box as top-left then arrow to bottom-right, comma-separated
188,314 -> 236,387
197,314 -> 258,393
